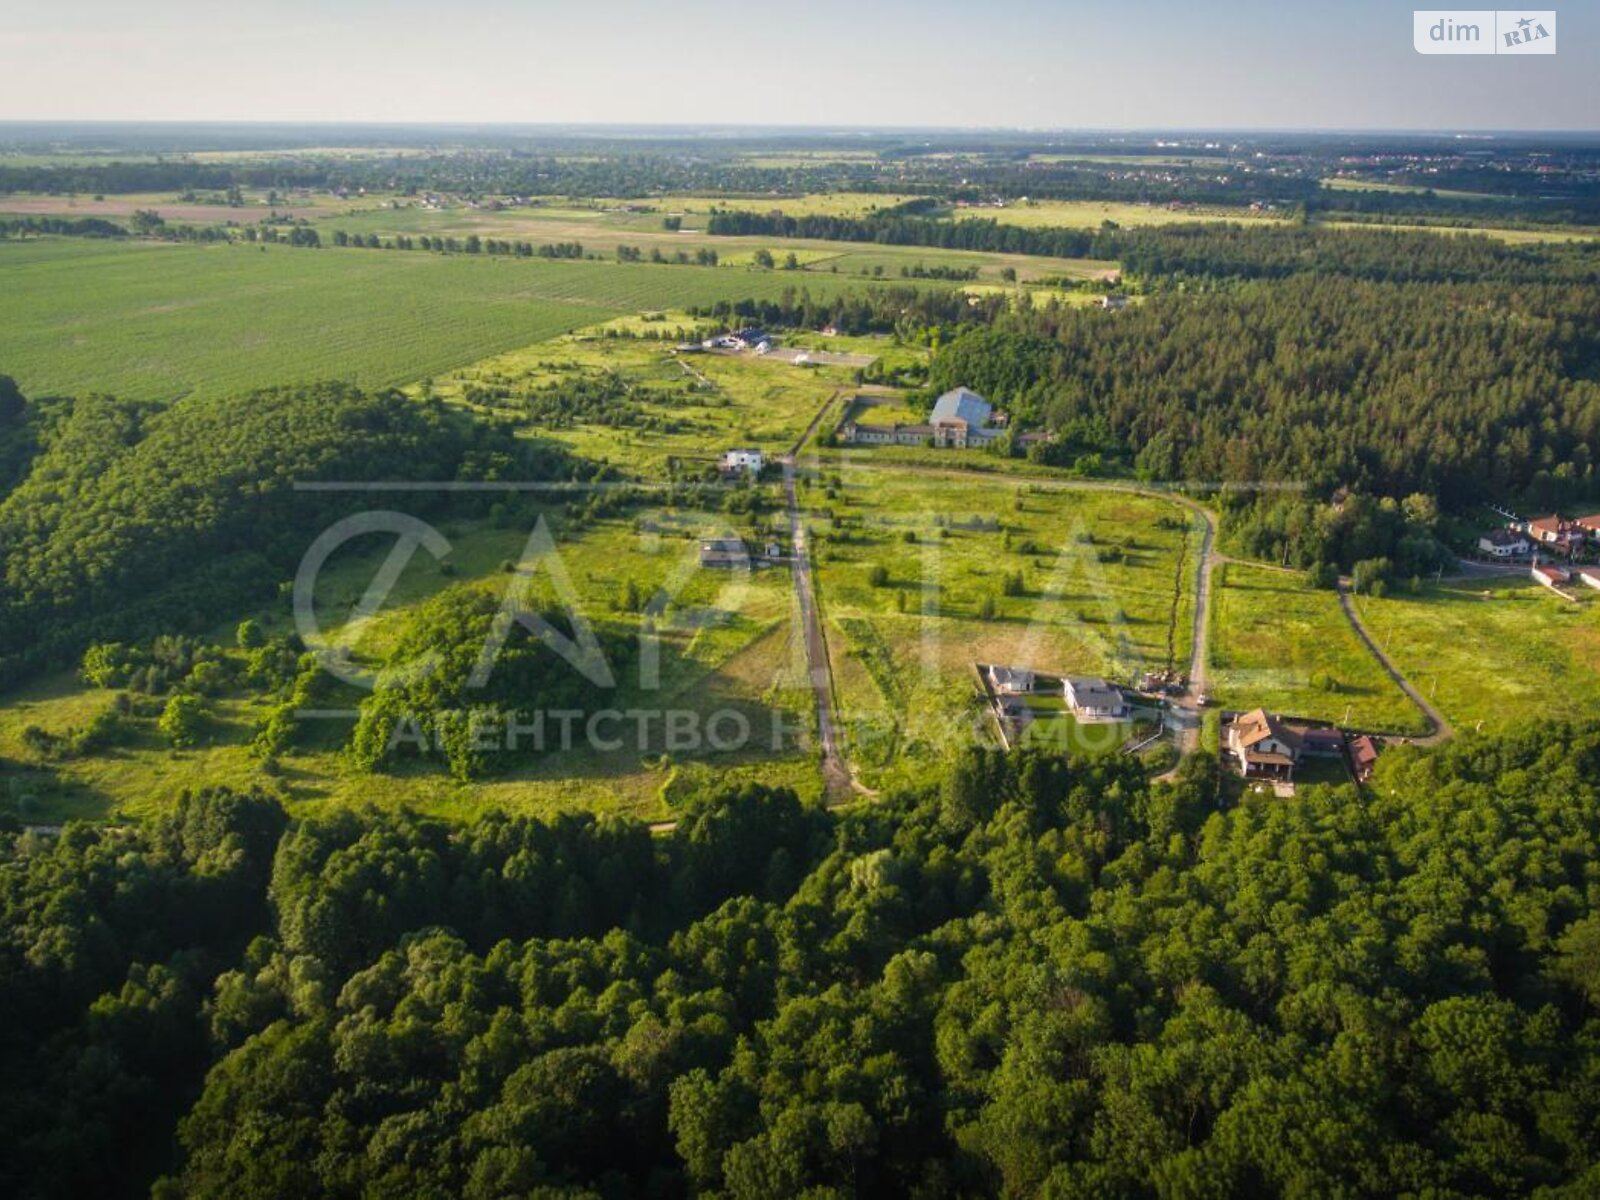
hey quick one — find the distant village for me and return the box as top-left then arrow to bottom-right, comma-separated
1478,512 -> 1600,596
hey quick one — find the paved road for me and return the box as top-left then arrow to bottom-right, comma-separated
1335,578 -> 1454,746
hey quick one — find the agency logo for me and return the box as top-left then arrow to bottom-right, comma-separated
1414,10 -> 1556,54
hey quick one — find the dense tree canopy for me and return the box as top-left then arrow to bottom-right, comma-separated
0,381 -> 575,685
929,279 -> 1600,520
5,726 -> 1600,1197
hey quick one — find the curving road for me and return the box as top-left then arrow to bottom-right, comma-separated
1335,578 -> 1454,746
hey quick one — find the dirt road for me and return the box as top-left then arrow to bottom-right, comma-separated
1335,579 -> 1454,746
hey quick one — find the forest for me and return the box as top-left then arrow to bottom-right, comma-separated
5,724 -> 1600,1197
920,275 -> 1600,571
0,378 -> 580,687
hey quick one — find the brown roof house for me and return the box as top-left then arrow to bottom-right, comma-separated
1532,561 -> 1571,590
1226,708 -> 1303,780
1349,734 -> 1380,783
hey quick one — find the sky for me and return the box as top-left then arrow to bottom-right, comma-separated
1,0 -> 1595,131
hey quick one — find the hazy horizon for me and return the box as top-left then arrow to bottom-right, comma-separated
2,1 -> 1595,131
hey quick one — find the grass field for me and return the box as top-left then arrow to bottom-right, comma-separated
424,335 -> 858,475
1352,575 -> 1600,733
1320,177 -> 1506,201
0,238 -> 873,402
0,505 -> 821,825
949,198 -> 1280,229
1209,561 -> 1424,734
806,468 -> 1198,788
311,202 -> 1115,284
0,188 -> 354,223
1317,219 -> 1599,245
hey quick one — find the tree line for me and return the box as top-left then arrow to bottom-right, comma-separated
708,208 -> 1600,285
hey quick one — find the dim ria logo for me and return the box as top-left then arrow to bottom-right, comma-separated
1414,11 -> 1556,54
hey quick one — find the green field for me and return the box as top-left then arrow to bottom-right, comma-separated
1352,575 -> 1600,733
1317,219 -> 1599,245
950,198 -> 1280,229
310,202 -> 1115,284
0,238 -> 872,402
807,468 -> 1198,788
1209,561 -> 1424,734
424,334 -> 860,475
0,504 -> 820,825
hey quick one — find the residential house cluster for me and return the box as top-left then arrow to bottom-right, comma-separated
1479,513 -> 1600,560
839,387 -> 1007,450
703,327 -> 772,353
982,667 -> 1131,720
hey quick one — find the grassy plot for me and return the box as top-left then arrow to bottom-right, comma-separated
1351,575 -> 1600,733
0,238 -> 871,403
806,469 -> 1195,788
1208,561 -> 1424,734
0,508 -> 820,824
425,334 -> 861,475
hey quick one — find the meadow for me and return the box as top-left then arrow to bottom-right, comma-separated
0,238 -> 872,402
425,332 -> 862,475
804,467 -> 1199,788
1352,575 -> 1600,733
1208,561 -> 1424,734
0,502 -> 820,825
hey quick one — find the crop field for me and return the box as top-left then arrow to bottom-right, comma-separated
805,467 -> 1198,788
802,246 -> 1114,282
949,198 -> 1281,229
0,238 -> 872,402
311,202 -> 1115,283
662,192 -> 929,218
0,189 -> 347,222
1320,177 -> 1506,201
0,506 -> 820,825
1352,575 -> 1600,733
1317,219 -> 1599,245
1209,561 -> 1423,734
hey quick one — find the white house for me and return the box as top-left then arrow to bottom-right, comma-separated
987,666 -> 1035,696
1527,515 -> 1583,557
1478,528 -> 1531,558
1064,676 -> 1128,719
720,449 -> 764,475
